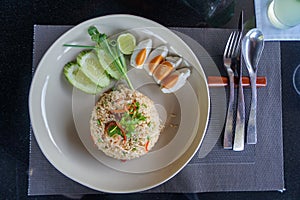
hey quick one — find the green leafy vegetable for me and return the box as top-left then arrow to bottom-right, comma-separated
118,100 -> 147,138
63,44 -> 95,49
120,112 -> 139,136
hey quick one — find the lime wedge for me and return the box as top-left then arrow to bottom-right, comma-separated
95,48 -> 122,80
117,33 -> 136,55
63,62 -> 103,94
77,50 -> 110,87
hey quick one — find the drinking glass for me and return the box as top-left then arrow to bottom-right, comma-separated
267,0 -> 300,29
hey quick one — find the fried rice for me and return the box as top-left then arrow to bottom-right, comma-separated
90,84 -> 162,160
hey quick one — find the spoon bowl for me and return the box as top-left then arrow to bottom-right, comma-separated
242,29 -> 264,73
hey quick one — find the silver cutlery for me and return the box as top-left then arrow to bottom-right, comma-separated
233,11 -> 245,151
223,30 -> 242,149
242,28 -> 264,144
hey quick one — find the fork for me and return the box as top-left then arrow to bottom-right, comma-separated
223,31 -> 242,149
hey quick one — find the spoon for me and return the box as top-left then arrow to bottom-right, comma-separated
242,28 -> 264,144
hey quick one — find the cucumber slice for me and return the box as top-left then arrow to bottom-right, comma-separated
63,62 -> 103,94
95,48 -> 122,80
77,50 -> 110,87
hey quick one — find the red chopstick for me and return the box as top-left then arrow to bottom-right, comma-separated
208,76 -> 267,88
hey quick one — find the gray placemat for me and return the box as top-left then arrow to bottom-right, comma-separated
28,25 -> 284,195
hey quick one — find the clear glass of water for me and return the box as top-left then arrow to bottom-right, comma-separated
267,0 -> 300,29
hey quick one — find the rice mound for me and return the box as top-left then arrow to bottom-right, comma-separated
90,84 -> 161,160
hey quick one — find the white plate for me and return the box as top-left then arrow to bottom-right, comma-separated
29,14 -> 210,193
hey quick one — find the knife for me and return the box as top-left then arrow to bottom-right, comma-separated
233,10 -> 246,151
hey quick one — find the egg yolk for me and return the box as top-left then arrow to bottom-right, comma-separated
135,48 -> 147,66
149,55 -> 164,73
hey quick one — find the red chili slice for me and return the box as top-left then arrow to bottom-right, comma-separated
145,140 -> 150,151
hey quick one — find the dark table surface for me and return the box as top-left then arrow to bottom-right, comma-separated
1,0 -> 300,199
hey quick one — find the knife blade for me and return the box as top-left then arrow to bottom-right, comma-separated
233,10 -> 246,151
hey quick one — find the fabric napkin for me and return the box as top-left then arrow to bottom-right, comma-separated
255,0 -> 300,41
28,25 -> 284,195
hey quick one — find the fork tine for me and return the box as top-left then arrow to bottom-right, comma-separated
228,32 -> 237,57
224,31 -> 239,58
228,31 -> 240,57
230,32 -> 239,56
224,32 -> 234,57
223,32 -> 233,58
